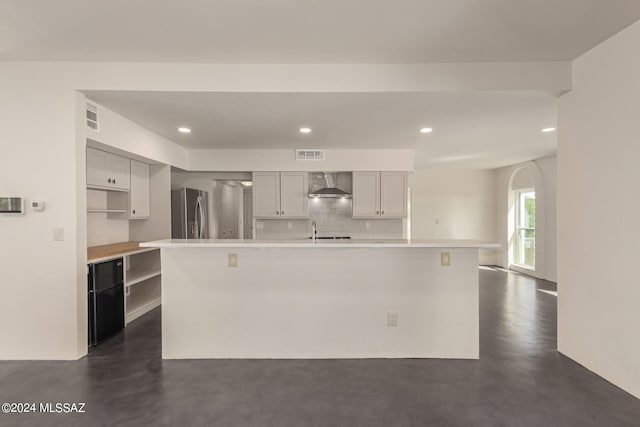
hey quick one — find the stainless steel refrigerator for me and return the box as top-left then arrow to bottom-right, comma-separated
171,188 -> 209,239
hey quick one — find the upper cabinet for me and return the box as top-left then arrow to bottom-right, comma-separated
253,172 -> 281,218
352,172 -> 380,217
253,171 -> 308,218
87,148 -> 130,191
129,160 -> 150,219
353,172 -> 407,218
280,172 -> 309,218
380,172 -> 408,218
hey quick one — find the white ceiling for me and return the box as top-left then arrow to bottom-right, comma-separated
85,91 -> 557,169
2,1 -> 640,63
9,0 -> 614,169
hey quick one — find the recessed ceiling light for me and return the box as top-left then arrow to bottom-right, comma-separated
240,181 -> 253,187
178,127 -> 191,134
419,127 -> 433,134
541,127 -> 556,133
299,127 -> 312,134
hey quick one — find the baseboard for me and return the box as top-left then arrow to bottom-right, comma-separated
126,297 -> 161,324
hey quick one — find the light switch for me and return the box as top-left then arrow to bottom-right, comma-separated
387,312 -> 398,327
441,252 -> 451,266
53,227 -> 64,241
228,253 -> 238,268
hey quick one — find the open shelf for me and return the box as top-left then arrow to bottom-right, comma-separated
126,269 -> 161,287
124,249 -> 162,325
87,189 -> 128,214
125,275 -> 161,324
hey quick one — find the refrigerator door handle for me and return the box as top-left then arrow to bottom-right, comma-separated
194,196 -> 201,239
197,196 -> 206,239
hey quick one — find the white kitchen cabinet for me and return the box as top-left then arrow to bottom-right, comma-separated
352,172 -> 380,217
280,172 -> 308,218
129,160 -> 150,219
253,172 -> 281,218
353,172 -> 407,218
380,172 -> 408,218
86,148 -> 130,191
253,171 -> 308,218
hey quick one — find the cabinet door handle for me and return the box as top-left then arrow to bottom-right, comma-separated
376,211 -> 379,215
382,210 -> 385,215
281,211 -> 284,215
132,209 -> 136,215
107,178 -> 112,183
276,211 -> 279,215
113,178 -> 116,184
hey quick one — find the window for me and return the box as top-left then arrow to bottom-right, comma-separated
516,190 -> 535,268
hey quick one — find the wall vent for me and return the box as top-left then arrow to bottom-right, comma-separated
86,102 -> 99,131
296,149 -> 325,161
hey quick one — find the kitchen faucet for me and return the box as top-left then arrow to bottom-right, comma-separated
312,220 -> 317,242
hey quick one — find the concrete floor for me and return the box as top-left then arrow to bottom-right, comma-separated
1,268 -> 640,426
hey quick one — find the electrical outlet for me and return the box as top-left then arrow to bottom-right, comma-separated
53,227 -> 64,241
387,312 -> 398,327
441,252 -> 451,266
228,253 -> 238,268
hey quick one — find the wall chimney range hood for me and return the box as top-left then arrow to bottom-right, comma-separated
308,173 -> 352,198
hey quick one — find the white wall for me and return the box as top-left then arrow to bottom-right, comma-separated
558,21 -> 640,399
0,80 -> 81,359
511,168 -> 534,190
410,169 -> 498,265
536,156 -> 557,282
87,102 -> 189,169
495,156 -> 556,282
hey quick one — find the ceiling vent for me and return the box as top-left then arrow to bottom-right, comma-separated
86,102 -> 99,131
296,149 -> 325,161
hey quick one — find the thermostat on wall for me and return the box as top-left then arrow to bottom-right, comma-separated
31,201 -> 45,211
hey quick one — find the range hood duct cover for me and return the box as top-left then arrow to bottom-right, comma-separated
309,173 -> 352,198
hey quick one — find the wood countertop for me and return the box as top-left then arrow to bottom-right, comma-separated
88,241 -> 143,261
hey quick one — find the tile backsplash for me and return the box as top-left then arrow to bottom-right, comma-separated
256,172 -> 404,239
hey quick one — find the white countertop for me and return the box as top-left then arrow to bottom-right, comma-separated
140,239 -> 500,249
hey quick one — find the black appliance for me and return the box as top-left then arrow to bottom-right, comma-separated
88,258 -> 125,346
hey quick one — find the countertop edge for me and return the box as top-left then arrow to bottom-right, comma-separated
140,240 -> 500,249
87,246 -> 159,263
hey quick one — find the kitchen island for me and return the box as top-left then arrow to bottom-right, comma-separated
140,239 -> 499,360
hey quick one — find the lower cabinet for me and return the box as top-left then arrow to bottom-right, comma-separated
124,249 -> 161,325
